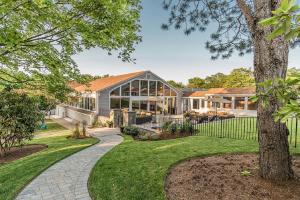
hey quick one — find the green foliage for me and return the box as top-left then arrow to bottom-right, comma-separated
259,0 -> 300,40
162,0 -> 252,59
167,123 -> 177,135
187,77 -> 206,88
0,0 -> 141,97
162,121 -> 172,132
123,126 -> 140,137
0,90 -> 44,156
241,170 -> 251,177
105,120 -> 113,128
167,80 -> 185,89
73,122 -> 81,139
180,120 -> 194,134
187,67 -> 254,89
223,68 -> 255,88
256,71 -> 300,122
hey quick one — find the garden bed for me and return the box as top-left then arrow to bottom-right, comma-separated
165,154 -> 300,200
0,144 -> 48,164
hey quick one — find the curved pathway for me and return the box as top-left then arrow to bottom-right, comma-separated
16,128 -> 123,200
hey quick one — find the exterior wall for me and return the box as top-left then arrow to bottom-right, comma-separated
98,90 -> 110,117
56,105 -> 96,125
98,71 -> 182,117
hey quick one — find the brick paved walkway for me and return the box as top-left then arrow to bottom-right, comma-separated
16,128 -> 123,200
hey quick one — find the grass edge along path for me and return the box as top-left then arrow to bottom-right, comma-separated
88,135 -> 300,200
0,132 -> 99,200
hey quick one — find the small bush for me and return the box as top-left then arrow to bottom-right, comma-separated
82,121 -> 87,137
73,122 -> 80,139
168,123 -> 177,135
162,121 -> 172,132
180,120 -> 194,134
92,118 -> 100,128
123,126 -> 139,137
120,126 -> 125,133
106,120 -> 113,128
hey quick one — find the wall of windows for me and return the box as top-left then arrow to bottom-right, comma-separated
234,97 -> 246,110
109,79 -> 178,114
69,97 -> 96,111
193,99 -> 199,109
110,80 -> 177,98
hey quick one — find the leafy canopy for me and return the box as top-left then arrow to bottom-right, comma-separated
0,0 -> 141,97
187,67 -> 254,89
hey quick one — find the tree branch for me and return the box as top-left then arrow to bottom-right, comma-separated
236,0 -> 255,32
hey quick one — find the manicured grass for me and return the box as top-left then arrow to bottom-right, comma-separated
88,135 -> 300,200
0,121 -> 98,200
35,119 -> 67,135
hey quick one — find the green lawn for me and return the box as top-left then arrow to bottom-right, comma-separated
89,135 -> 298,200
195,118 -> 300,146
0,120 -> 98,200
35,119 -> 67,135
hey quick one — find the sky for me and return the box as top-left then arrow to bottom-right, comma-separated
73,1 -> 300,84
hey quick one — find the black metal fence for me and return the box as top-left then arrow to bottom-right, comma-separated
169,117 -> 299,148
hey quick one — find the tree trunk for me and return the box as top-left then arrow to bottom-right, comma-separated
252,0 -> 293,181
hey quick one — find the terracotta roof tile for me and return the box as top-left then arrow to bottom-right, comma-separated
74,71 -> 146,92
183,91 -> 207,97
183,87 -> 256,97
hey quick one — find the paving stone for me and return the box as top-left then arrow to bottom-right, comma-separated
16,128 -> 123,200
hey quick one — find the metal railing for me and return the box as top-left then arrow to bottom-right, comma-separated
168,116 -> 299,148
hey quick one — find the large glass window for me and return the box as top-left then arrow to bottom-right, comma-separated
223,97 -> 232,109
132,100 -> 140,111
131,80 -> 139,96
235,97 -> 245,110
110,98 -> 120,109
149,81 -> 156,96
149,101 -> 156,113
140,101 -> 148,112
212,102 -> 220,108
193,99 -> 199,109
121,83 -> 130,96
110,87 -> 120,96
164,85 -> 171,96
157,100 -> 163,114
171,89 -> 177,96
140,80 -> 148,96
121,98 -> 130,109
248,100 -> 257,110
157,81 -> 164,96
201,99 -> 205,108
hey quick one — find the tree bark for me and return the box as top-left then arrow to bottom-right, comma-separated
252,0 -> 294,180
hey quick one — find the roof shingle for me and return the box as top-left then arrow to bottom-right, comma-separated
74,71 -> 146,92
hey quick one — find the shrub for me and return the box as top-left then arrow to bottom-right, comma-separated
120,126 -> 125,133
106,120 -> 113,128
180,120 -> 194,134
162,121 -> 172,132
73,122 -> 80,139
168,123 -> 177,135
82,121 -> 87,137
0,90 -> 44,157
92,118 -> 100,128
123,126 -> 139,137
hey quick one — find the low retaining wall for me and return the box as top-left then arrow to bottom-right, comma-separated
56,105 -> 95,126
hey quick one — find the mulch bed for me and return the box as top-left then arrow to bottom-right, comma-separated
0,144 -> 48,164
165,154 -> 300,200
